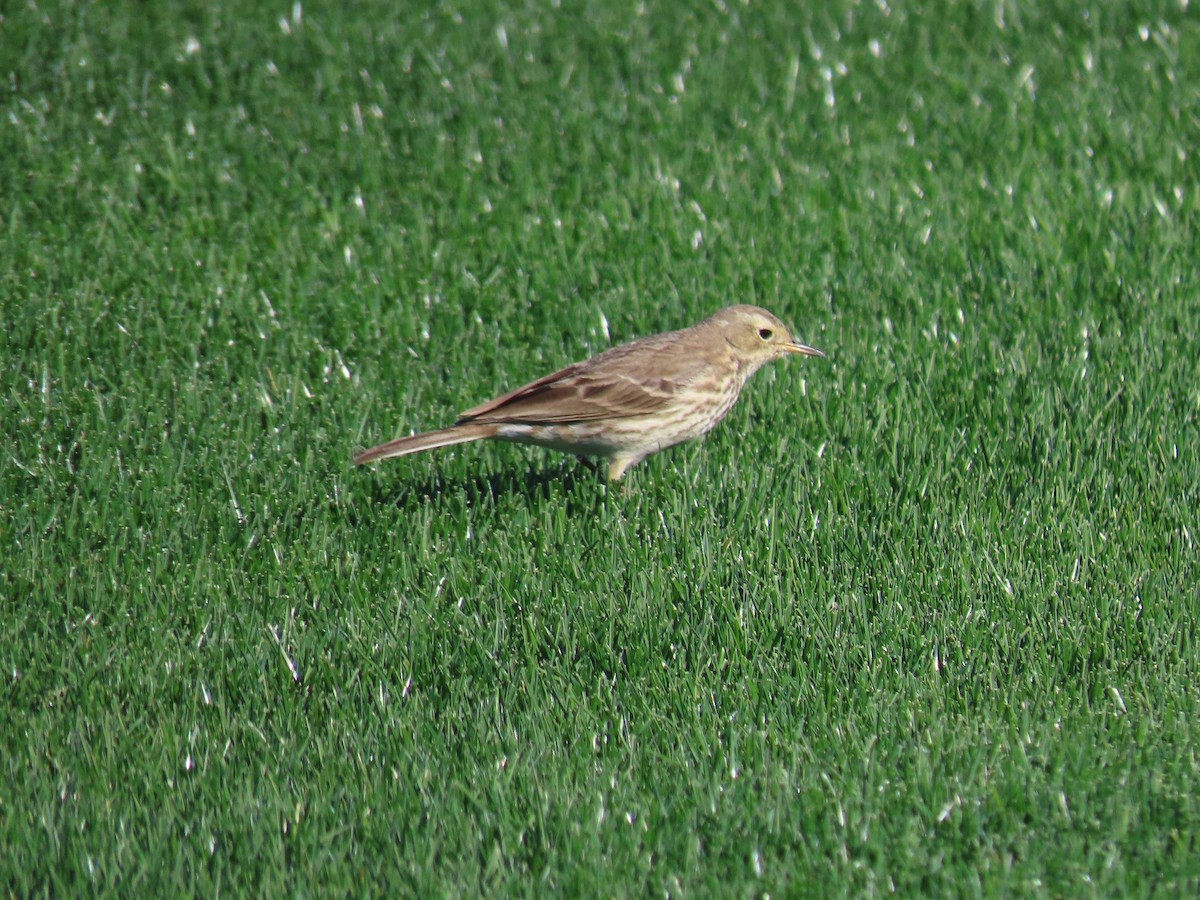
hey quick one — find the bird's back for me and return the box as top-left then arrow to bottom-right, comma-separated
458,321 -> 734,426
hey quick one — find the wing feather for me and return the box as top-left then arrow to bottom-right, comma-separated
458,336 -> 709,425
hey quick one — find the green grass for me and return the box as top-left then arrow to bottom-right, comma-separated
3,0 -> 1198,894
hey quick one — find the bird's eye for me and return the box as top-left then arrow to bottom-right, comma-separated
758,328 -> 773,340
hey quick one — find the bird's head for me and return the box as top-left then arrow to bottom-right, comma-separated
711,305 -> 824,373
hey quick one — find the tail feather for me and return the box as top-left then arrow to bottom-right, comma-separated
353,422 -> 496,465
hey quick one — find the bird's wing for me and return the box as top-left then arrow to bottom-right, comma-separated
458,341 -> 706,424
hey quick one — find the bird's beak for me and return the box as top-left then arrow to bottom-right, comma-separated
786,340 -> 825,358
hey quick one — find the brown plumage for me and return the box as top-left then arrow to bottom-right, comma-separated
354,304 -> 824,480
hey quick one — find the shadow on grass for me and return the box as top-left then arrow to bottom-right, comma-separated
363,456 -> 608,512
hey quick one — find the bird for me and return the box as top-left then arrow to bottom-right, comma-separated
354,304 -> 824,481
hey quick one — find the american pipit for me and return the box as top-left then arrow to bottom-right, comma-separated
354,304 -> 824,480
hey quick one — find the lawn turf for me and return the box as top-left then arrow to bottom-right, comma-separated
2,0 -> 1198,894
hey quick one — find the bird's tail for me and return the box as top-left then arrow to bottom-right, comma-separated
353,422 -> 496,465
